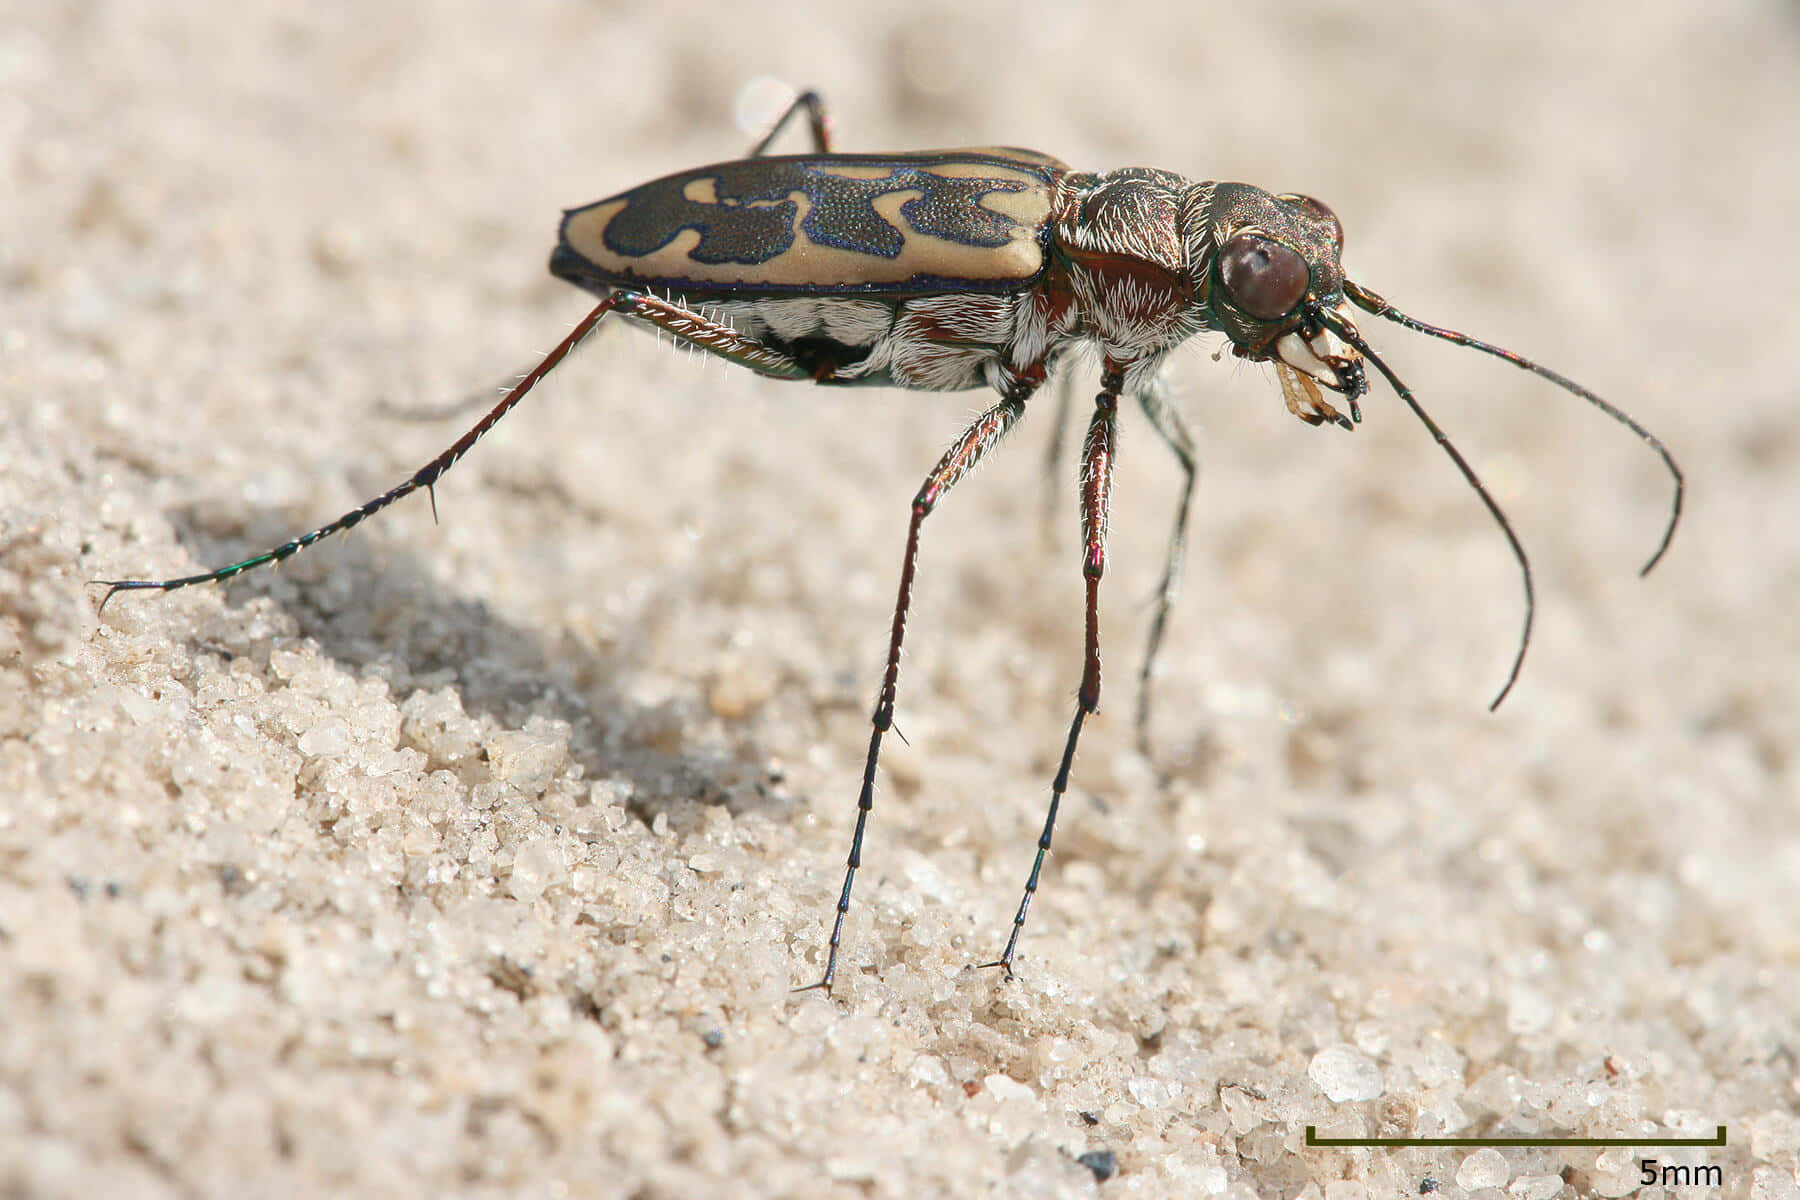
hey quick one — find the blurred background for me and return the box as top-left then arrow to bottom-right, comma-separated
5,2 -> 1798,1196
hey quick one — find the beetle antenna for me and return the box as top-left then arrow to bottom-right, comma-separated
1320,308 -> 1532,711
1344,280 -> 1682,577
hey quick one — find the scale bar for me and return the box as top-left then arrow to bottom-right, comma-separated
1304,1125 -> 1726,1148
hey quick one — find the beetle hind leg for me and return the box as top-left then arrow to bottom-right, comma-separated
611,291 -> 812,380
95,298 -> 621,605
94,291 -> 816,608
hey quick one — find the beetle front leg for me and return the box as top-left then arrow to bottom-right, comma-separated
1134,375 -> 1198,762
983,364 -> 1123,978
746,88 -> 833,156
799,367 -> 1043,995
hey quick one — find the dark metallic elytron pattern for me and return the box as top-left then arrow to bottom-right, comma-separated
600,157 -> 1041,263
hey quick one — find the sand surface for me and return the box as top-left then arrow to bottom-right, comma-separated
4,3 -> 1799,1197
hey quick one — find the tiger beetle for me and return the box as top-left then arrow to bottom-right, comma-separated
99,89 -> 1683,994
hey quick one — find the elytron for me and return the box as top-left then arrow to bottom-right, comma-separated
101,90 -> 1682,992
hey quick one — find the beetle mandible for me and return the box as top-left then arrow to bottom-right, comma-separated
100,90 -> 1683,993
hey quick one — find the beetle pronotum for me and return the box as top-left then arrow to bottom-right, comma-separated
101,90 -> 1682,992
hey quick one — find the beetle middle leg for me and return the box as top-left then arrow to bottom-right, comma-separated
983,364 -> 1123,977
1133,375 -> 1198,761
800,366 -> 1044,994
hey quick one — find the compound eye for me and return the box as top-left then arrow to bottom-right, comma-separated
1279,193 -> 1344,250
1218,234 -> 1310,321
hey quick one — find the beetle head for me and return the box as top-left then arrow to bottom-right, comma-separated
1193,183 -> 1366,412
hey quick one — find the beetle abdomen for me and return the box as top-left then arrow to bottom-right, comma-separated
554,150 -> 1061,297
694,292 -> 1024,391
704,296 -> 896,382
